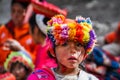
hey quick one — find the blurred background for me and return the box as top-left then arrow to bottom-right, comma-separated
0,0 -> 120,36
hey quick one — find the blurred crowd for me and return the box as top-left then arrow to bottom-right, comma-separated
0,0 -> 120,80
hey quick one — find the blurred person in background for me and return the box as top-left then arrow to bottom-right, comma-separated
29,13 -> 57,69
78,19 -> 120,80
101,23 -> 120,56
0,0 -> 36,67
4,51 -> 34,80
96,22 -> 120,64
85,46 -> 120,80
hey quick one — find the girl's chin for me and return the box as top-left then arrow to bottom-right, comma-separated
65,64 -> 78,68
60,63 -> 78,68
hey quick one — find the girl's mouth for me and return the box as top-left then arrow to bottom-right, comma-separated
68,56 -> 77,62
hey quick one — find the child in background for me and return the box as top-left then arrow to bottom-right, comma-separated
4,51 -> 34,80
27,15 -> 98,80
29,13 -> 57,69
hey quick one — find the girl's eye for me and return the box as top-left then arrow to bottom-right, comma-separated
76,43 -> 83,47
61,42 -> 68,46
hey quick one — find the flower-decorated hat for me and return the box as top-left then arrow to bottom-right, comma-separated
4,51 -> 34,71
47,15 -> 96,54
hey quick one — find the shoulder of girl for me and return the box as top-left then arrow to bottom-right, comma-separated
34,69 -> 50,78
27,69 -> 55,80
79,70 -> 99,80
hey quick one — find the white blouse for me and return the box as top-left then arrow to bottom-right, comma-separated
51,69 -> 98,80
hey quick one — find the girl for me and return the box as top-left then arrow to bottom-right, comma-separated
27,15 -> 98,80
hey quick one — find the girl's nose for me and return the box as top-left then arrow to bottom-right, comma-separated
69,43 -> 76,54
70,48 -> 76,54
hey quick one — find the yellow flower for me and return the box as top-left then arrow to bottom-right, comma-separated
82,30 -> 90,43
68,23 -> 76,29
80,22 -> 92,32
68,29 -> 76,40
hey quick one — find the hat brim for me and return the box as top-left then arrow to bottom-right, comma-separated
31,0 -> 67,18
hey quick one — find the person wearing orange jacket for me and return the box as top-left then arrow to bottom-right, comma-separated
0,0 -> 36,66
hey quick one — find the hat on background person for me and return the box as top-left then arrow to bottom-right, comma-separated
31,0 -> 67,18
4,51 -> 34,72
35,14 -> 50,35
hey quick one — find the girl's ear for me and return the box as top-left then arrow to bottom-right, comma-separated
49,47 -> 56,57
47,38 -> 56,57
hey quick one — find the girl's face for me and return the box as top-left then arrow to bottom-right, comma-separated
11,62 -> 27,80
11,3 -> 26,26
55,41 -> 86,69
